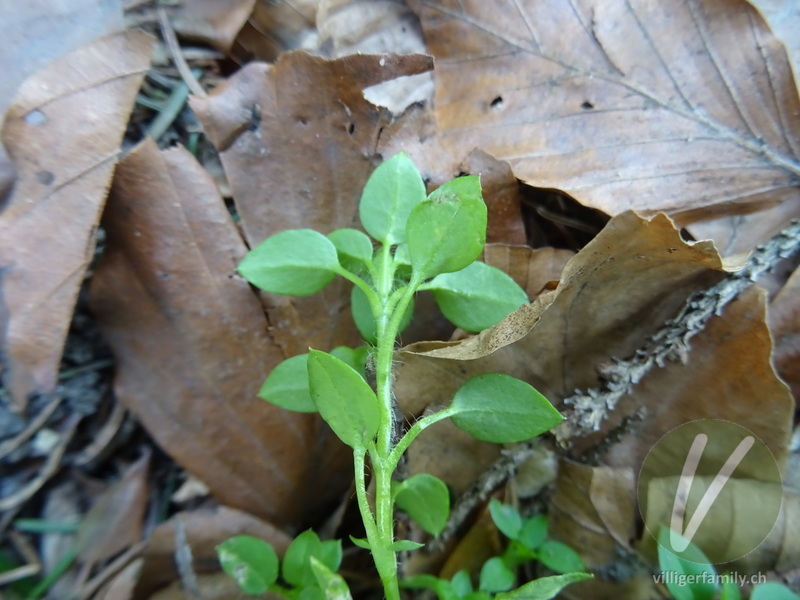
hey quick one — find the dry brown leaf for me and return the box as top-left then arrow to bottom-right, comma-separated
133,506 -> 292,600
191,50 -> 433,356
317,0 -> 433,114
0,0 -> 123,200
549,462 -> 662,600
483,245 -> 574,298
169,0 -> 256,54
460,150 -> 526,245
407,0 -> 800,251
90,139 -> 350,525
395,212 -> 794,586
770,263 -> 800,406
0,29 -> 153,410
75,452 -> 150,566
232,0 -> 320,62
600,285 -> 793,469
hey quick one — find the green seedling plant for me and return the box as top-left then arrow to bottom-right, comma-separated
219,153 -> 579,600
403,500 -> 591,600
656,528 -> 799,600
217,530 -> 346,600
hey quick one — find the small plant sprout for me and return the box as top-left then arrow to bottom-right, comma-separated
220,153 -> 582,600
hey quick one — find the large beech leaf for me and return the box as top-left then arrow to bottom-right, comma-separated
407,0 -> 800,253
307,349 -> 380,449
190,51 -> 433,357
450,373 -> 563,443
90,140 -> 350,525
0,29 -> 153,409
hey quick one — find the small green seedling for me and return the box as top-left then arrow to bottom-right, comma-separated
218,530 -> 345,600
656,528 -> 799,600
403,500 -> 591,600
219,153 -> 574,600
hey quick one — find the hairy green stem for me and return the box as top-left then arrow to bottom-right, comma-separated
387,406 -> 457,472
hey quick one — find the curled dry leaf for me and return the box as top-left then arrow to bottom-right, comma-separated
0,29 -> 153,411
396,211 -> 794,587
90,139 -> 350,525
407,0 -> 800,252
191,50 -> 434,356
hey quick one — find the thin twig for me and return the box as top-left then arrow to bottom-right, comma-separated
0,395 -> 62,460
157,7 -> 206,98
0,414 -> 80,511
557,219 -> 800,441
431,441 -> 541,549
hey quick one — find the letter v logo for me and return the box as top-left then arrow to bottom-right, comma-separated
638,420 -> 782,564
669,433 -> 754,552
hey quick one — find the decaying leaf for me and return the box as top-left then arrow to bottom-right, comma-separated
0,29 -> 153,411
548,461 -> 660,600
483,245 -> 574,298
75,451 -> 150,567
407,0 -> 800,252
395,211 -> 794,589
317,0 -> 433,114
90,139 -> 350,525
191,50 -> 433,356
231,0 -> 319,62
169,0 -> 256,54
461,150 -> 526,246
770,263 -> 800,406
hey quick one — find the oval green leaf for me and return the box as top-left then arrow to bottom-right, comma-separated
310,556 -> 353,600
283,529 -> 324,587
479,557 -> 515,593
451,570 -> 473,597
450,374 -> 564,443
494,573 -> 593,600
238,229 -> 340,296
394,473 -> 450,536
537,540 -> 586,574
751,583 -> 800,600
426,262 -> 528,332
360,153 -> 426,245
216,535 -> 278,595
488,499 -> 523,541
328,228 -> 374,272
657,528 -> 718,600
519,515 -> 548,550
258,354 -> 316,412
406,176 -> 486,280
308,349 -> 380,449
